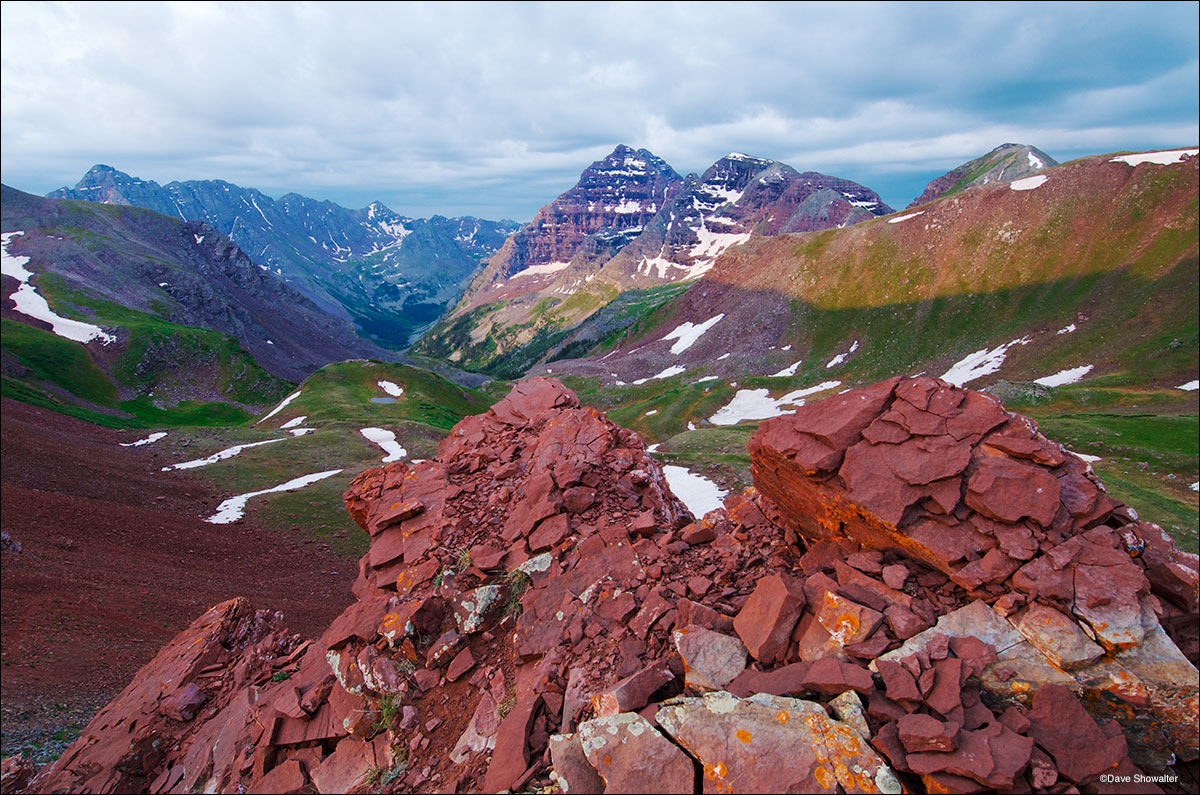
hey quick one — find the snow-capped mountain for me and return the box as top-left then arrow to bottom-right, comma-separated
459,145 -> 684,308
418,145 -> 892,375
603,153 -> 893,284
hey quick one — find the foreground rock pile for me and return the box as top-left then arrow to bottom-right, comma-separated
16,377 -> 1198,794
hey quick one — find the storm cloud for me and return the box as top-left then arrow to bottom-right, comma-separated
2,1 -> 1196,219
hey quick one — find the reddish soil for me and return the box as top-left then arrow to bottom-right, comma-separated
0,398 -> 359,761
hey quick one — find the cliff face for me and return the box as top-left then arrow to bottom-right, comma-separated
24,377 -> 1198,794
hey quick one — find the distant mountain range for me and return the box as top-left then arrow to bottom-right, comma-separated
555,148 -> 1197,400
2,184 -> 394,422
49,166 -> 520,347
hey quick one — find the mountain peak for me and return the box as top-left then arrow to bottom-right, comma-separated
75,164 -> 139,188
909,143 -> 1059,208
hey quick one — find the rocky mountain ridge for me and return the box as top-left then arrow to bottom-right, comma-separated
416,145 -> 894,376
50,165 -> 520,347
16,377 -> 1197,794
555,148 -> 1197,398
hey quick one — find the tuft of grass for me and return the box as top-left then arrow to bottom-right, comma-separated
502,569 -> 533,618
454,548 -> 473,573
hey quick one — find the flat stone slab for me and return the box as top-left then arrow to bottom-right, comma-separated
577,712 -> 694,794
656,691 -> 901,794
674,625 -> 748,692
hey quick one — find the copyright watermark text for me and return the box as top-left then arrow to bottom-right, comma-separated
1098,774 -> 1179,784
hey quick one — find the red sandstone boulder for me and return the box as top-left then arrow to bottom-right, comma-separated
733,573 -> 806,664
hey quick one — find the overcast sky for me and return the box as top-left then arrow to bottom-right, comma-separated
2,1 -> 1197,220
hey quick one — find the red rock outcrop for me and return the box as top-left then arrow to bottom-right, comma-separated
19,376 -> 1198,795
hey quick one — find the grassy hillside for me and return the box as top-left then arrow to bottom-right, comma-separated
142,360 -> 494,556
1,284 -> 291,428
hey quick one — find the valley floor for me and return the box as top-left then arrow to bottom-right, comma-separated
0,398 -> 360,762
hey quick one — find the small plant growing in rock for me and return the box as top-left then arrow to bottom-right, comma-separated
497,690 -> 518,719
455,548 -> 473,572
502,568 -> 533,617
374,692 -> 399,733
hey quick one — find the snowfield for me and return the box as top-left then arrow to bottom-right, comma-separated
163,438 -> 288,471
206,469 -> 343,524
1109,149 -> 1198,167
256,391 -> 302,425
1033,365 -> 1093,387
940,337 -> 1031,387
378,380 -> 404,397
887,211 -> 924,224
770,360 -> 803,378
708,381 -> 842,426
120,432 -> 167,447
1010,175 -> 1048,191
632,365 -> 687,385
661,314 -> 724,354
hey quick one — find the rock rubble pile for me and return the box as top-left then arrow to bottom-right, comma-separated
15,377 -> 1197,795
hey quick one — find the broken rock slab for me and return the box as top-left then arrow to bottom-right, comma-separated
655,691 -> 901,794
577,712 -> 694,794
733,573 -> 806,664
674,625 -> 748,692
874,599 -> 1200,767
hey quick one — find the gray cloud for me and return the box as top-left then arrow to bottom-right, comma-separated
2,1 -> 1196,218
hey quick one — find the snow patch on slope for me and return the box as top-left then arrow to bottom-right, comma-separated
770,360 -> 803,378
1109,149 -> 1198,167
632,365 -> 687,385
1,231 -> 116,344
120,432 -> 167,447
1034,365 -> 1093,387
256,390 -> 303,425
163,438 -> 287,471
206,469 -> 343,524
661,314 -> 725,354
360,427 -> 406,462
708,381 -> 842,426
1010,175 -> 1047,191
662,465 -> 728,518
940,337 -> 1032,387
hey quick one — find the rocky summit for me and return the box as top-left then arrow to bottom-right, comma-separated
16,377 -> 1198,794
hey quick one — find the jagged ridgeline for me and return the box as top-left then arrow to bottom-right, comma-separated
566,149 -> 1199,394
48,166 -> 521,347
1,184 -> 394,426
412,145 -> 895,377
27,378 -> 1200,794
